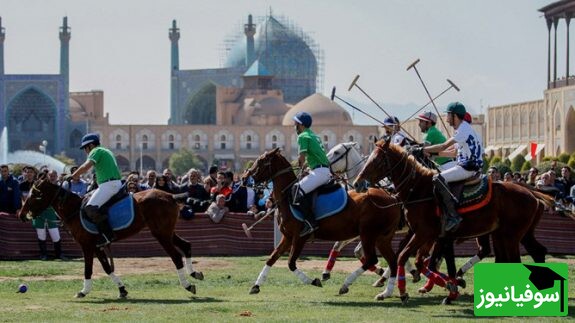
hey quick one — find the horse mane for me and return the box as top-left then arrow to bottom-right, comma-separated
386,143 -> 436,178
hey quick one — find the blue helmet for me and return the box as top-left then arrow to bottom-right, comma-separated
383,116 -> 399,126
80,133 -> 100,149
293,111 -> 312,128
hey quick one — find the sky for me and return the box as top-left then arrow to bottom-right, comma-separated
0,0 -> 558,125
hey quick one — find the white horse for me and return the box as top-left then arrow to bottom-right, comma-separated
324,142 -> 419,290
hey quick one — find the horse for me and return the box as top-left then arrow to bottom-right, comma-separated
353,139 -> 553,304
323,142 -> 421,289
241,147 -> 402,299
18,178 -> 204,298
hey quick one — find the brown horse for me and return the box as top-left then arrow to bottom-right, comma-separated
353,139 -> 553,303
18,178 -> 204,298
241,148 -> 402,299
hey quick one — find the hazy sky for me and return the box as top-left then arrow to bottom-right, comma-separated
0,0 -> 557,125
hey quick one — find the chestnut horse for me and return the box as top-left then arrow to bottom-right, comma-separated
18,178 -> 204,298
354,139 -> 553,304
242,148 -> 402,299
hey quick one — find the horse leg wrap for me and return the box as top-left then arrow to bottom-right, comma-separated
81,279 -> 93,295
423,269 -> 446,287
324,249 -> 340,273
185,257 -> 195,275
397,266 -> 406,293
109,272 -> 124,288
383,267 -> 391,279
342,267 -> 366,288
382,276 -> 396,298
255,265 -> 271,286
459,255 -> 480,275
293,268 -> 313,284
176,268 -> 191,289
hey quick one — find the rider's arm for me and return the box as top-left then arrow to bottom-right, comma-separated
438,145 -> 457,157
71,159 -> 94,180
298,152 -> 307,169
423,137 -> 456,154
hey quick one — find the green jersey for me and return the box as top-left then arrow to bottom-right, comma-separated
423,125 -> 451,165
88,146 -> 121,184
297,128 -> 330,169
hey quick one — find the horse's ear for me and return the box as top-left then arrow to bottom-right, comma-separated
271,147 -> 280,155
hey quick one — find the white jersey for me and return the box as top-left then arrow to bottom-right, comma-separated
453,121 -> 483,170
391,131 -> 408,147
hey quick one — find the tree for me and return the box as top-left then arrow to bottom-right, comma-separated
511,154 -> 526,172
490,156 -> 502,166
168,148 -> 204,177
54,152 -> 76,167
521,160 -> 532,172
568,156 -> 575,170
558,152 -> 570,164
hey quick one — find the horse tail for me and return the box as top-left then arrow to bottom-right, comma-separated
528,189 -> 555,212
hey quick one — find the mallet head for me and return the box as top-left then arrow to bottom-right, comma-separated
331,86 -> 336,101
348,75 -> 360,92
407,58 -> 420,71
447,79 -> 460,92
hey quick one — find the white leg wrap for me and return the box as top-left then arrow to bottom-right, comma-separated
343,267 -> 366,288
405,261 -> 413,272
293,268 -> 313,284
177,268 -> 191,288
109,272 -> 124,288
383,267 -> 391,279
81,279 -> 93,295
382,277 -> 396,297
185,257 -> 195,275
459,255 -> 480,274
255,265 -> 271,286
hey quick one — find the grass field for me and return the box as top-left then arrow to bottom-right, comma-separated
0,255 -> 573,322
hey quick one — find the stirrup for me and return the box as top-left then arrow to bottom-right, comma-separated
96,235 -> 114,248
300,222 -> 318,237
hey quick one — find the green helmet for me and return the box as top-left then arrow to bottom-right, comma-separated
445,102 -> 466,118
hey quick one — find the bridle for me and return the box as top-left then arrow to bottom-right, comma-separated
29,180 -> 76,223
329,143 -> 367,180
374,144 -> 414,193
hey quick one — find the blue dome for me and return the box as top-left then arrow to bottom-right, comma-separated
224,15 -> 319,103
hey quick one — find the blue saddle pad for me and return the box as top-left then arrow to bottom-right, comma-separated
290,186 -> 348,222
81,195 -> 135,234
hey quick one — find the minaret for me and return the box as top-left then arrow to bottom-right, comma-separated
169,19 -> 180,125
244,14 -> 256,67
0,17 -> 5,76
59,16 -> 71,152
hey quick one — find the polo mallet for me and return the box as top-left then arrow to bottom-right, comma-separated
241,209 -> 274,239
331,87 -> 385,126
400,79 -> 460,126
347,75 -> 418,142
407,59 -> 451,137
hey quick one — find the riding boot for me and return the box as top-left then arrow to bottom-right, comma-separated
432,175 -> 461,234
38,239 -> 48,261
85,205 -> 116,248
95,219 -> 115,248
299,194 -> 318,237
53,240 -> 68,260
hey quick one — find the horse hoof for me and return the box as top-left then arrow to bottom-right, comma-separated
374,293 -> 385,301
186,284 -> 196,295
322,272 -> 331,281
418,287 -> 430,294
75,292 -> 86,298
456,277 -> 466,289
400,293 -> 409,305
410,270 -> 421,283
339,286 -> 349,295
372,276 -> 386,288
311,278 -> 322,287
249,285 -> 260,294
442,297 -> 452,305
119,286 -> 128,299
191,271 -> 204,281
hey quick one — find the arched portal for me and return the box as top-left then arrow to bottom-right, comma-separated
6,88 -> 56,153
566,106 -> 575,153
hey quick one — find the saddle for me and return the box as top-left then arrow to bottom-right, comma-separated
80,185 -> 135,234
448,173 -> 492,213
290,182 -> 348,222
